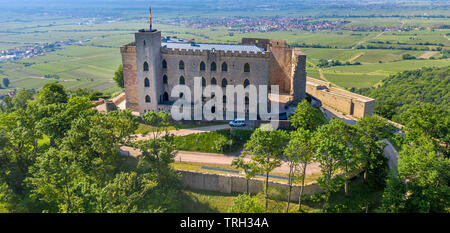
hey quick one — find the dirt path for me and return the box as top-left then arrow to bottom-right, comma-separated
348,52 -> 364,62
352,31 -> 385,49
418,51 -> 438,59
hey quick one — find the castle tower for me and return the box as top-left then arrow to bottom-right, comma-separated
135,29 -> 162,114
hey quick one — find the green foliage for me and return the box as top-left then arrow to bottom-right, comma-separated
380,173 -> 407,213
289,99 -> 327,131
243,126 -> 289,210
2,78 -> 10,88
402,54 -> 416,60
113,64 -> 124,89
228,194 -> 265,213
100,172 -> 159,213
354,116 -> 392,188
356,66 -> 449,120
35,83 -> 68,106
231,156 -> 261,194
141,111 -> 172,138
399,103 -> 449,154
314,119 -> 354,212
284,128 -> 315,211
382,135 -> 450,213
9,90 -> 33,112
69,88 -> 111,101
0,89 -> 184,213
174,129 -> 252,153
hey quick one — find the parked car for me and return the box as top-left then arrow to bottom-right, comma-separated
229,119 -> 246,127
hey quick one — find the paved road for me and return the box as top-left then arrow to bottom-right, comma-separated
121,148 -> 321,175
320,105 -> 357,125
382,139 -> 399,172
120,111 -> 398,175
120,123 -> 321,175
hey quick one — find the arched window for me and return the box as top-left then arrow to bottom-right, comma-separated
163,75 -> 168,84
145,95 -> 151,103
163,92 -> 169,102
223,95 -> 227,103
202,77 -> 206,87
200,61 -> 205,71
144,78 -> 150,87
211,106 -> 216,113
162,60 -> 167,69
244,79 -> 250,88
245,96 -> 249,104
211,77 -> 217,85
143,61 -> 149,71
179,60 -> 184,70
211,62 -> 216,71
221,79 -> 227,88
179,93 -> 184,98
244,63 -> 250,73
179,76 -> 185,85
222,62 -> 228,72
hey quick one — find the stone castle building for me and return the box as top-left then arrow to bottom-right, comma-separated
120,28 -> 307,117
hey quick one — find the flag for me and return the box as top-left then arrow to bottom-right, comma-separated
149,7 -> 152,31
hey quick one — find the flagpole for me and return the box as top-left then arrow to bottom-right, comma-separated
149,7 -> 152,31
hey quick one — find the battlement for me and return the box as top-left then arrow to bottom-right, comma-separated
162,47 -> 271,59
120,42 -> 136,53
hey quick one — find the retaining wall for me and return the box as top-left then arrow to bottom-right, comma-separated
178,170 -> 322,202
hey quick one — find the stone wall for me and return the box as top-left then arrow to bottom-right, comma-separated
120,43 -> 139,111
120,33 -> 308,116
241,38 -> 307,100
306,77 -> 375,118
179,170 -> 323,202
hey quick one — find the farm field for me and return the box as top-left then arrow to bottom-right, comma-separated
0,13 -> 449,94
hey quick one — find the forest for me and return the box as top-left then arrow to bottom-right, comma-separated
354,66 -> 449,122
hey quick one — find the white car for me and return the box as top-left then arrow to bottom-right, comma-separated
229,119 -> 246,127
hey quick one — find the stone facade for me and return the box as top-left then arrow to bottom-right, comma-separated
120,29 -> 307,117
120,43 -> 138,111
306,77 -> 375,118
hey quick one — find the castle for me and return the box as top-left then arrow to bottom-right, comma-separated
120,27 -> 307,118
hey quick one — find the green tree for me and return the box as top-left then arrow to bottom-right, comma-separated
35,83 -> 67,106
242,125 -> 288,210
284,128 -> 315,212
27,148 -> 79,213
400,103 -> 449,155
10,90 -> 33,112
100,172 -> 158,213
397,135 -> 449,212
2,78 -> 10,88
380,173 -> 407,213
289,99 -> 326,131
113,64 -> 124,88
137,111 -> 179,187
314,119 -> 349,212
231,156 -> 260,194
142,111 -> 173,139
354,116 -> 391,187
228,193 -> 265,213
137,135 -> 178,187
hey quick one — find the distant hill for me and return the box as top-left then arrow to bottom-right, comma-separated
355,66 -> 449,121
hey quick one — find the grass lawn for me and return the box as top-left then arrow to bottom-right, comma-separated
134,121 -> 225,135
179,189 -> 318,213
174,129 -> 253,154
